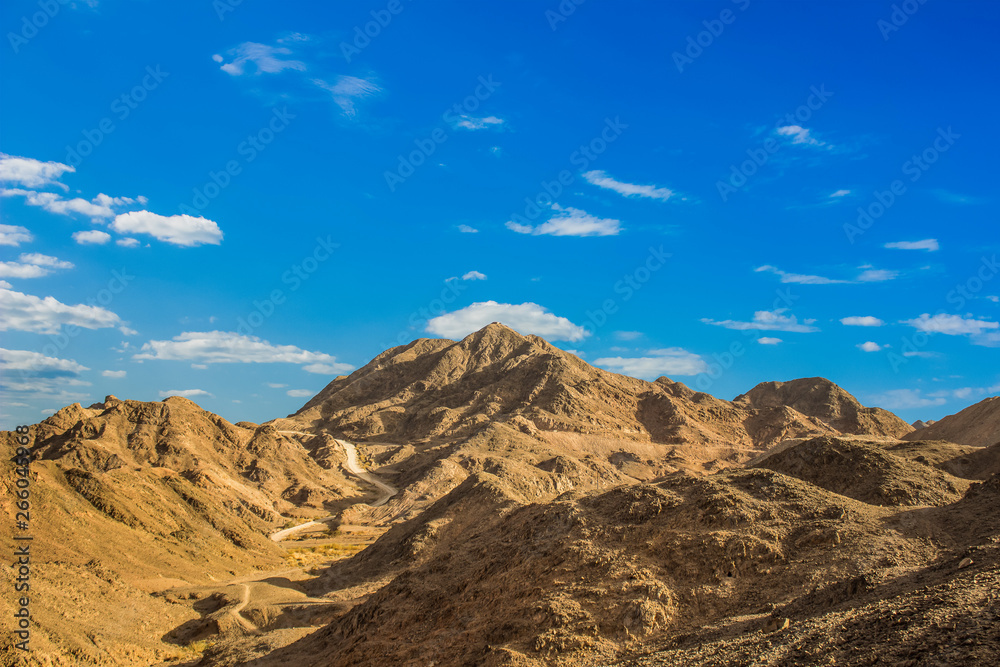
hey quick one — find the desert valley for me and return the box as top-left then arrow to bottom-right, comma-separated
2,323 -> 999,666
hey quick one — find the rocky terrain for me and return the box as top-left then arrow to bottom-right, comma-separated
2,323 -> 998,666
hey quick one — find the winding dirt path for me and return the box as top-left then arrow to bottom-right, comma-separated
228,583 -> 260,634
267,431 -> 398,541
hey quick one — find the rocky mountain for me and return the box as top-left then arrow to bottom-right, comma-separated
733,377 -> 914,439
6,323 -> 991,667
902,396 -> 1000,447
285,323 -> 900,453
0,395 -> 368,665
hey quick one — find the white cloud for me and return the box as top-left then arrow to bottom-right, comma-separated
461,270 -> 487,281
775,125 -> 826,147
884,239 -> 939,252
701,309 -> 819,333
159,389 -> 213,399
507,205 -> 620,237
116,237 -> 140,248
0,287 -> 122,334
758,337 -> 783,345
287,389 -> 313,398
0,153 -> 74,190
266,383 -> 287,388
0,189 -> 141,221
867,389 -> 946,410
313,75 -> 382,116
582,170 -> 677,201
857,268 -> 898,282
72,230 -> 112,245
119,326 -> 138,336
594,348 -> 708,379
0,224 -> 33,247
614,331 -> 643,341
903,313 -> 999,336
452,115 -> 505,131
755,265 -> 847,285
986,295 -> 999,303
102,370 -> 126,378
0,348 -> 91,402
457,225 -> 479,233
0,348 -> 89,374
829,189 -> 851,198
111,211 -> 223,247
756,264 -> 897,285
857,341 -> 885,352
302,362 -> 351,374
0,254 -> 74,279
217,42 -> 306,76
0,280 -> 10,289
0,262 -> 48,279
841,316 -> 884,327
426,301 -> 588,342
134,331 -> 353,373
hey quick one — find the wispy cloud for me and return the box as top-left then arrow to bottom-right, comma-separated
215,42 -> 306,76
884,239 -> 939,252
457,224 -> 478,233
582,170 -> 679,201
857,341 -> 885,352
701,309 -> 819,333
867,388 -> 946,410
756,264 -> 898,284
451,115 -> 505,131
829,189 -> 851,198
134,331 -> 353,373
507,205 -> 620,237
313,75 -> 382,116
841,316 -> 884,327
594,348 -> 708,378
775,125 -> 828,148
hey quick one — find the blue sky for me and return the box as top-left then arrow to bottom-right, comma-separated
1,0 -> 998,428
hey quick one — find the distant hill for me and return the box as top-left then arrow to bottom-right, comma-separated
902,396 -> 1000,447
